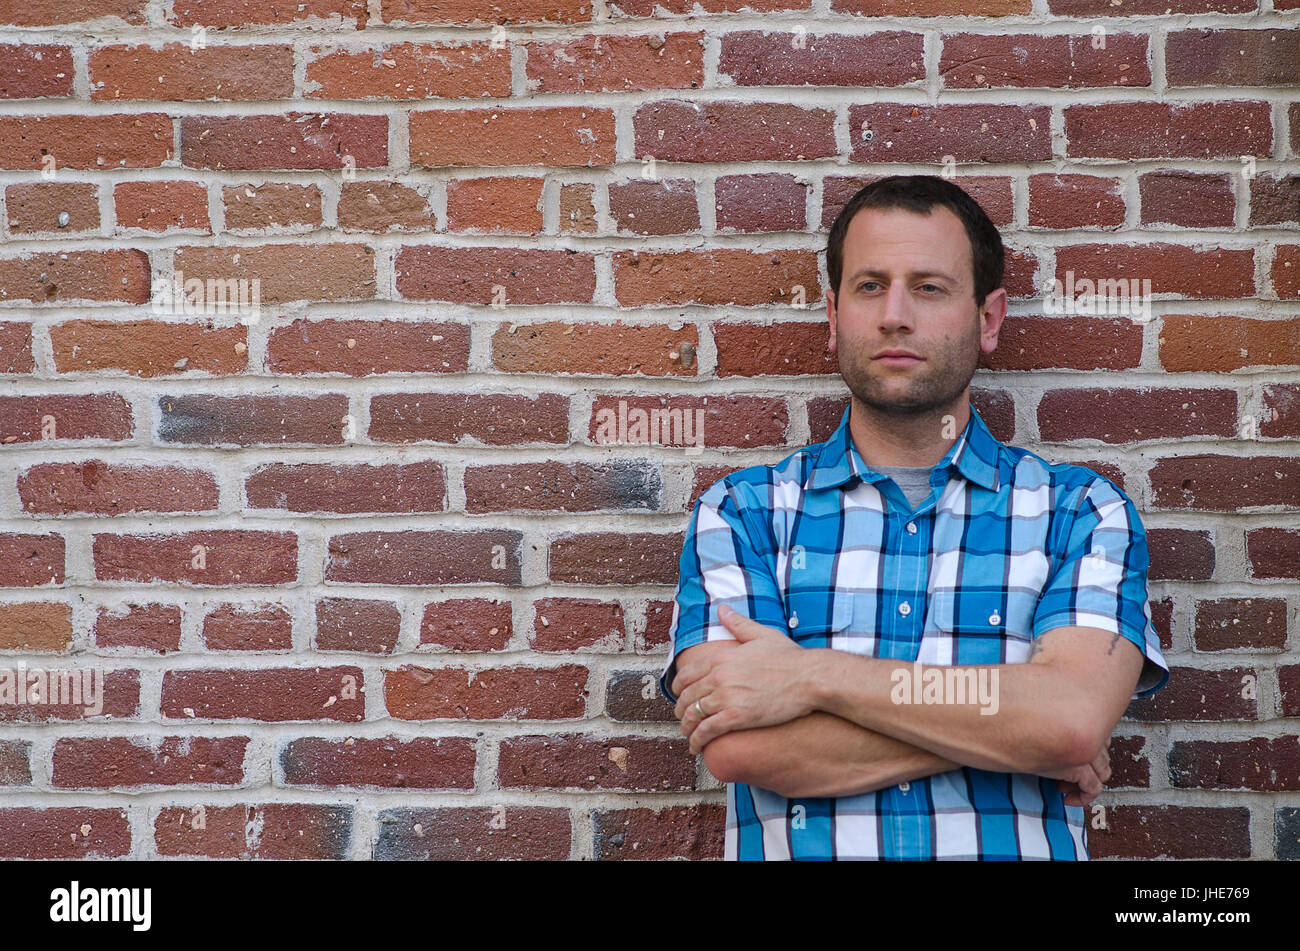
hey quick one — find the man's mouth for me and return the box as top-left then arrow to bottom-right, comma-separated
873,350 -> 923,365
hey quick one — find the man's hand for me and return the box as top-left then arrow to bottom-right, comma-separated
1038,742 -> 1111,807
672,605 -> 815,754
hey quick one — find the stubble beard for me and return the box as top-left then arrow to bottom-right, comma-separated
838,313 -> 982,419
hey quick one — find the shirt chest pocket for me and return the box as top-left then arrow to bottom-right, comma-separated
784,588 -> 852,644
927,589 -> 1034,664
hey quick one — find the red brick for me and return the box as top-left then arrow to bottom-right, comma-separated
1262,383 -> 1300,437
51,320 -> 244,377
0,322 -> 34,373
280,736 -> 475,788
982,316 -> 1141,370
608,179 -> 699,236
171,243 -> 375,303
1247,528 -> 1300,579
1159,314 -> 1300,371
155,803 -> 351,859
641,600 -> 675,652
90,43 -> 294,100
384,665 -> 588,719
498,735 -> 695,790
395,246 -> 595,304
1065,101 -> 1271,159
548,531 -> 684,584
850,103 -> 1052,163
20,461 -> 218,515
1037,388 -> 1237,443
1171,737 -> 1300,790
531,598 -> 626,651
1274,245 -> 1300,299
1088,805 -> 1250,860
0,808 -> 131,859
380,0 -> 588,24
114,181 -> 210,232
326,530 -> 521,585
1282,666 -> 1300,717
1027,174 -> 1125,230
0,602 -> 72,651
410,106 -> 615,167
635,100 -> 836,162
560,182 -> 596,233
266,318 -> 468,376
0,533 -> 64,586
374,807 -> 570,861
223,182 -> 322,231
0,249 -> 151,303
53,735 -> 247,788
0,44 -> 74,98
369,392 -> 569,445
314,598 -> 401,653
1106,735 -> 1151,789
1055,243 -> 1255,299
247,461 -> 445,515
492,322 -> 698,376
1194,598 -> 1287,651
170,0 -> 368,27
1048,0 -> 1252,11
1150,456 -> 1300,510
721,30 -> 921,87
1167,29 -> 1300,87
606,669 -> 677,722
420,599 -> 513,651
594,804 -> 726,860
715,173 -> 808,233
336,181 -> 432,232
823,174 -> 1015,230
1249,174 -> 1300,227
614,248 -> 820,307
528,32 -> 704,92
1126,667 -> 1257,722
446,177 -> 544,233
306,41 -> 509,99
1146,528 -> 1215,581
202,603 -> 293,651
5,182 -> 100,234
941,32 -> 1149,88
715,321 -> 837,377
464,461 -> 661,513
1139,171 -> 1235,227
158,393 -> 349,446
181,113 -> 387,170
93,530 -> 298,585
0,114 -> 172,169
0,394 -> 133,443
95,603 -> 182,652
162,667 -> 364,721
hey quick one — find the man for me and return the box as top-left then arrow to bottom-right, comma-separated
659,175 -> 1170,860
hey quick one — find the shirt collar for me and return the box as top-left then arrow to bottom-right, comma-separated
805,404 -> 1003,493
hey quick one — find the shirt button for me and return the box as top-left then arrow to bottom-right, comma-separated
789,613 -> 798,629
906,522 -> 917,534
898,601 -> 911,617
899,782 -> 910,792
989,612 -> 1001,625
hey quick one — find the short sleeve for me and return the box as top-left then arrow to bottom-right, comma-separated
1033,478 -> 1170,699
658,479 -> 787,705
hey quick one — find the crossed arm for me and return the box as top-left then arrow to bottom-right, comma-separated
670,606 -> 1143,804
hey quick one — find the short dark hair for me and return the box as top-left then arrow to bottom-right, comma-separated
825,175 -> 1005,308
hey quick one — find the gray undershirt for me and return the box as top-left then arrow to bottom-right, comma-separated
871,464 -> 934,511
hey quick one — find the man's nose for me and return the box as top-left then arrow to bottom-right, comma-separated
879,282 -> 914,332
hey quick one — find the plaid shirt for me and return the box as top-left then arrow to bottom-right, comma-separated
660,405 -> 1170,860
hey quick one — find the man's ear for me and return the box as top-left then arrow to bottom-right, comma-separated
978,287 -> 1008,355
826,288 -> 838,353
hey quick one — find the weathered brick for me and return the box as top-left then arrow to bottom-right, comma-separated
981,316 -> 1141,370
154,803 -> 351,859
1037,388 -> 1237,443
1053,243 -> 1254,298
280,736 -> 476,788
314,598 -> 401,653
1065,101 -> 1271,158
1027,174 -> 1125,230
336,181 -> 432,232
409,106 -> 615,167
115,180 -> 211,232
464,461 -> 661,513
223,182 -> 322,231
1146,528 -> 1215,581
446,176 -> 545,233
0,322 -> 33,373
606,669 -> 677,722
722,30 -> 922,87
588,395 -> 789,448
181,113 -> 387,170
95,603 -> 182,652
369,392 -> 569,444
161,667 -> 364,721
1126,667 -> 1256,722
528,32 -> 704,92
326,530 -> 522,585
246,462 -> 446,514
715,321 -> 837,377
594,804 -> 726,860
1150,456 -> 1300,510
1170,737 -> 1300,790
715,173 -> 808,233
1159,314 -> 1300,371
202,603 -> 293,651
498,735 -> 695,790
93,530 -> 298,585
19,461 -> 219,515
306,41 -> 509,99
608,179 -> 699,236
51,320 -> 244,377
0,114 -> 172,169
634,101 -> 836,162
384,665 -> 588,720
374,807 -> 570,860
850,103 -> 1052,163
0,533 -> 64,586
1087,805 -> 1250,860
941,32 -> 1148,87
395,246 -> 595,304
53,735 -> 248,788
90,43 -> 295,100
0,44 -> 74,97
1139,171 -> 1235,227
5,182 -> 100,234
1247,529 -> 1300,580
171,243 -> 375,303
158,393 -> 348,446
0,602 -> 72,651
0,249 -> 151,303
1262,383 -> 1300,437
549,532 -> 683,584
1167,29 -> 1300,87
492,322 -> 698,376
530,598 -> 625,652
419,599 -> 513,651
1194,598 -> 1287,651
0,808 -> 131,859
266,318 -> 468,376
0,670 -> 139,722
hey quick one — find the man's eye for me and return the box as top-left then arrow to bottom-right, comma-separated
919,283 -> 942,293
858,281 -> 879,292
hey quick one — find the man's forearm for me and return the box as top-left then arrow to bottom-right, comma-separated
801,649 -> 1089,774
703,710 -> 961,799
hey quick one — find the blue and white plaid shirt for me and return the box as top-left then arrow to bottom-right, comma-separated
661,405 -> 1170,860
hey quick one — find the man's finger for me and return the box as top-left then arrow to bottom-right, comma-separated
718,604 -> 786,642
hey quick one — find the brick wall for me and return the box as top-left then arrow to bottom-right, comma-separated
0,0 -> 1296,859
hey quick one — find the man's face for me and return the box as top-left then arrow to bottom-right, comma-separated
827,205 -> 1006,417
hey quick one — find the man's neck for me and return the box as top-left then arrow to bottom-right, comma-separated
848,397 -> 970,469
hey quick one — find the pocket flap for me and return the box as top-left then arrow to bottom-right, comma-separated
785,588 -> 852,635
